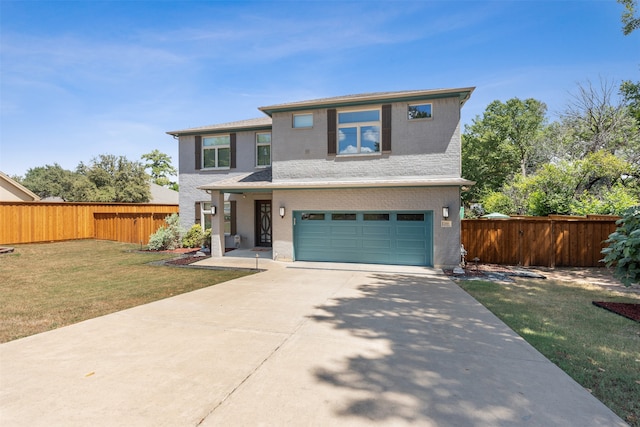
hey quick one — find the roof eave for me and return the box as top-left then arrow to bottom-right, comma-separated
198,178 -> 475,193
259,87 -> 475,117
166,123 -> 272,138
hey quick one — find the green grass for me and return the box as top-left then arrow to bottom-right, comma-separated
458,278 -> 640,426
0,240 -> 254,343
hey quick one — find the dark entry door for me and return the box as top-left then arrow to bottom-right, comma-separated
255,200 -> 272,247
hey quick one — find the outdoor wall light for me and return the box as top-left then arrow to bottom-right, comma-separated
211,206 -> 217,216
442,206 -> 449,219
279,207 -> 286,218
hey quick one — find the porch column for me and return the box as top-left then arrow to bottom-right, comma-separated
209,191 -> 226,257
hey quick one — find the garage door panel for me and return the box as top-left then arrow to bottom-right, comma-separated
397,239 -> 426,249
330,238 -> 359,248
397,225 -> 427,235
330,225 -> 359,235
363,226 -> 390,236
294,211 -> 432,266
362,239 -> 392,249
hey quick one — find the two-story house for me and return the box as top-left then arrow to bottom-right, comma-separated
167,87 -> 474,268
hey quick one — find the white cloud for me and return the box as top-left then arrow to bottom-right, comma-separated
362,129 -> 379,143
339,145 -> 358,154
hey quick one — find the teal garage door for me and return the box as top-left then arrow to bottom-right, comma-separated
293,211 -> 433,266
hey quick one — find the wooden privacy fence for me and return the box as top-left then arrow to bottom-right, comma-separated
0,202 -> 179,245
461,215 -> 620,268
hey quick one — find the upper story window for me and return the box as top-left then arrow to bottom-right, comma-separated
337,109 -> 380,155
256,132 -> 271,167
408,103 -> 432,120
293,113 -> 313,128
202,135 -> 230,169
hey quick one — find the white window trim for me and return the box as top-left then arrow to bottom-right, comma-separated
407,103 -> 433,121
337,107 -> 382,156
293,113 -> 313,129
255,132 -> 271,168
202,134 -> 231,170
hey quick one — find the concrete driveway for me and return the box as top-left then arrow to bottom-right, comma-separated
0,261 -> 626,426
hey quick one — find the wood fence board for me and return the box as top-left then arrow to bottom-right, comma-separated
0,202 -> 178,245
462,216 -> 620,268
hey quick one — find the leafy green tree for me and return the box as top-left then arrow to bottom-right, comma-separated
462,98 -> 547,203
602,205 -> 640,286
20,164 -> 78,200
78,154 -> 151,203
480,191 -> 516,215
620,79 -> 640,125
487,151 -> 638,216
571,185 -> 639,215
141,149 -> 177,190
525,162 -> 579,216
618,0 -> 640,35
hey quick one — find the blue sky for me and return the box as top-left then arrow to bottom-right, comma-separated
1,0 -> 638,178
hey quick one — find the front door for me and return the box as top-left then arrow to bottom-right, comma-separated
255,200 -> 272,247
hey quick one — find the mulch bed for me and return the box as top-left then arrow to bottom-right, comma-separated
592,301 -> 640,322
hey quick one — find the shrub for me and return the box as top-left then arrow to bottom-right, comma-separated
203,228 -> 211,249
147,213 -> 182,251
182,224 -> 204,248
601,205 -> 640,286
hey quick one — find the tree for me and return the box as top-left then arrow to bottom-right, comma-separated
20,164 -> 79,200
462,97 -> 547,203
141,149 -> 177,190
618,0 -> 640,35
559,79 -> 640,164
620,78 -> 640,125
485,151 -> 638,216
80,154 -> 151,203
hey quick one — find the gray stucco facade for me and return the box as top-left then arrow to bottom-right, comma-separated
168,88 -> 474,268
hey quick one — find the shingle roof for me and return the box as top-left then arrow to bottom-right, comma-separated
166,87 -> 475,135
259,87 -> 475,116
166,117 -> 272,136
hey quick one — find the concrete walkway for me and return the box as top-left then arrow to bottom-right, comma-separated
0,259 -> 626,426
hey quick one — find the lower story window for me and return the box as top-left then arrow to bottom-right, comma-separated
197,200 -> 235,234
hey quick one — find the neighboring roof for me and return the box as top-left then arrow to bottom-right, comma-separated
167,117 -> 272,137
149,183 -> 179,204
198,170 -> 474,193
259,87 -> 475,116
0,171 -> 40,201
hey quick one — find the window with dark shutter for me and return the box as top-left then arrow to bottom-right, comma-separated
382,104 -> 391,152
230,201 -> 237,235
230,133 -> 237,169
327,109 -> 337,155
195,136 -> 202,170
195,202 -> 201,225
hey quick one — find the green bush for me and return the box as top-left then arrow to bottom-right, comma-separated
182,224 -> 204,248
481,191 -> 515,215
147,213 -> 182,251
601,205 -> 640,286
203,228 -> 211,249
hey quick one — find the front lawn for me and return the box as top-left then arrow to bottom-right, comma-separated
0,240 -> 254,343
458,277 -> 640,426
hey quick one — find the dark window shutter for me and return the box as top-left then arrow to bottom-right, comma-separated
382,104 -> 392,152
230,200 -> 237,235
195,202 -> 201,225
327,109 -> 337,155
230,133 -> 237,169
195,136 -> 202,170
